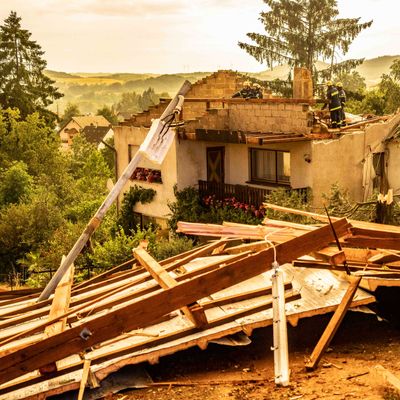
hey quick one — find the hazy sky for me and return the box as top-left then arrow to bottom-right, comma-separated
1,0 -> 399,73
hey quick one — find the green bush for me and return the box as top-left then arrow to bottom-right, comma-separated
150,236 -> 194,261
118,185 -> 156,234
88,226 -> 156,272
264,187 -> 313,224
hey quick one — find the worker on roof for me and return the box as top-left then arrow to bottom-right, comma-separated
326,81 -> 341,129
336,82 -> 347,127
251,82 -> 263,99
232,81 -> 252,98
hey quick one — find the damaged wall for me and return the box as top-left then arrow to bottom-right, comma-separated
310,117 -> 398,206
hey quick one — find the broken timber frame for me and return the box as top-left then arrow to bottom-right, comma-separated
0,219 -> 349,385
37,80 -> 192,302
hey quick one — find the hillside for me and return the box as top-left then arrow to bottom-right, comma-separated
355,55 -> 400,86
46,55 -> 399,114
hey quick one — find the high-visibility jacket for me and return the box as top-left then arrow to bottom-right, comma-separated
327,86 -> 341,111
338,88 -> 346,106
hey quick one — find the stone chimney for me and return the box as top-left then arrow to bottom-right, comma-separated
293,67 -> 313,99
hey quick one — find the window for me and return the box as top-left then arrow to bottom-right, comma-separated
250,149 -> 290,185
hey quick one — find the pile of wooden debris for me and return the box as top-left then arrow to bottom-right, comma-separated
1,210 -> 400,399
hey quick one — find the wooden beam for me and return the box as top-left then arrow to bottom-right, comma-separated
133,247 -> 208,327
339,116 -> 389,131
39,258 -> 75,375
44,259 -> 74,338
0,219 -> 349,385
305,276 -> 362,370
350,227 -> 400,239
225,240 -> 271,254
78,359 -> 91,400
345,236 -> 400,250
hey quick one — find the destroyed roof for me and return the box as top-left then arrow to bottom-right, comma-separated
4,212 -> 400,398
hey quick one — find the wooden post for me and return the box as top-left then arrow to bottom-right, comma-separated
37,81 -> 191,302
305,276 -> 362,370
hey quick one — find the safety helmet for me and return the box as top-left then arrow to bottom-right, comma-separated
336,82 -> 343,87
326,81 -> 333,86
252,83 -> 261,88
243,81 -> 251,86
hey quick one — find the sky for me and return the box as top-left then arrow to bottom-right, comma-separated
1,0 -> 399,74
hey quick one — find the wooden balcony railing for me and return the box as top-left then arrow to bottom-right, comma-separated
198,180 -> 309,208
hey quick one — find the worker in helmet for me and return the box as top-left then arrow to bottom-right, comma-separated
232,81 -> 252,98
326,81 -> 341,128
336,82 -> 347,127
251,82 -> 263,99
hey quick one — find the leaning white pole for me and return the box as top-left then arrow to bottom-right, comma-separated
271,261 -> 290,386
38,80 -> 192,302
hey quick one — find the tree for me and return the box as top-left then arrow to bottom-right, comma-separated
97,105 -> 118,125
60,103 -> 80,127
238,0 -> 372,83
0,11 -> 63,120
379,59 -> 400,114
0,161 -> 33,206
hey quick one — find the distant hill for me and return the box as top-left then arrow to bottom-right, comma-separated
46,55 -> 399,114
45,70 -> 82,79
355,55 -> 400,87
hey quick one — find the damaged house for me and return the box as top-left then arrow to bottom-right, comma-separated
114,69 -> 400,225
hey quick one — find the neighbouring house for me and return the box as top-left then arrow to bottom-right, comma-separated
81,125 -> 114,149
58,115 -> 112,150
114,69 -> 400,227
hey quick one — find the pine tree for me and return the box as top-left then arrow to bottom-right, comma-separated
0,11 -> 63,120
238,0 -> 372,82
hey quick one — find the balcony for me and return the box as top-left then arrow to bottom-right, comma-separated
198,180 -> 309,208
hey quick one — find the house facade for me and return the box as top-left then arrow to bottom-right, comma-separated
58,115 -> 111,150
114,70 -> 400,226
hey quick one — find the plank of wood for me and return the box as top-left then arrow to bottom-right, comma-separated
312,249 -> 346,266
39,259 -> 74,375
134,247 -> 208,327
0,219 -> 349,385
44,259 -> 74,338
305,276 -> 362,370
263,204 -> 400,234
293,260 -> 400,273
345,236 -> 400,250
350,227 -> 400,239
78,359 -> 91,400
225,240 -> 271,254
339,116 -> 388,131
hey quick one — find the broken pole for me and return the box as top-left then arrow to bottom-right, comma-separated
37,80 -> 192,302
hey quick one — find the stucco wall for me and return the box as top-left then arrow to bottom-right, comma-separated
310,124 -> 390,206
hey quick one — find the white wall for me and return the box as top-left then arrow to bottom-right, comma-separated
114,125 -> 178,222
